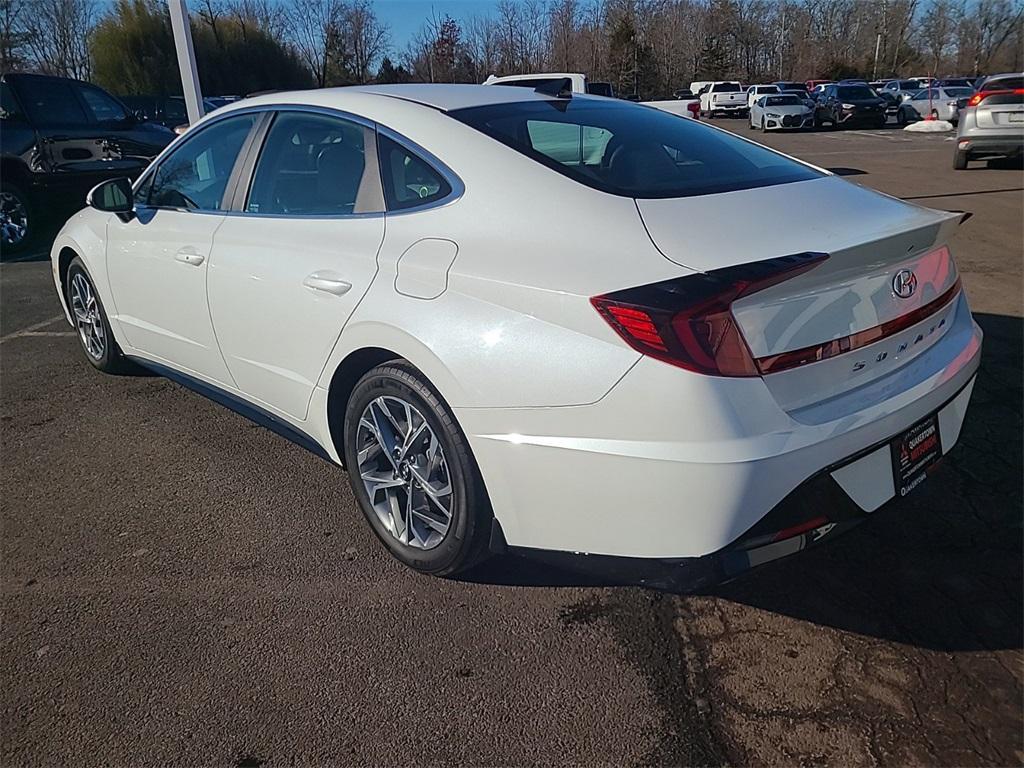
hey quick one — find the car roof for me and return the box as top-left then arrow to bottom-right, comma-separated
344,83 -> 589,111
3,71 -> 88,86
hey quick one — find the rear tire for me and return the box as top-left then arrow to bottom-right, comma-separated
0,182 -> 33,257
343,361 -> 492,576
953,149 -> 969,170
65,258 -> 131,374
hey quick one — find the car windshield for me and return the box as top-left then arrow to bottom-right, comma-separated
777,83 -> 806,92
449,99 -> 820,199
898,80 -> 920,89
765,95 -> 802,106
712,83 -> 741,92
837,86 -> 875,100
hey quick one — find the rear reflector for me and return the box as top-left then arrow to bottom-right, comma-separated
591,252 -> 827,377
771,515 -> 829,542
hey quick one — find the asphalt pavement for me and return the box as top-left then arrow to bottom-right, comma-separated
2,123 -> 1021,766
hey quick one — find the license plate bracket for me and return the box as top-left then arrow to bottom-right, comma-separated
890,413 -> 942,498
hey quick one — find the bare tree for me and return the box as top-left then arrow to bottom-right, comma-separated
345,0 -> 388,84
919,0 -> 959,74
0,0 -> 31,72
21,0 -> 94,79
287,0 -> 344,87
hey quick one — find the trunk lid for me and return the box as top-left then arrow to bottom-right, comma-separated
635,175 -> 964,410
975,91 -> 1024,130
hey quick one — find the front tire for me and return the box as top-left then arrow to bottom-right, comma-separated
343,361 -> 491,576
65,258 -> 130,373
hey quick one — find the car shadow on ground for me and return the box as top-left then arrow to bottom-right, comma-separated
460,313 -> 1023,653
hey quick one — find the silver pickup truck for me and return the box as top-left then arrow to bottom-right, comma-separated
699,82 -> 748,118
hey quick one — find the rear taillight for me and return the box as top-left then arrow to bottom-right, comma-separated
967,88 -> 1024,107
591,253 -> 827,377
687,101 -> 701,118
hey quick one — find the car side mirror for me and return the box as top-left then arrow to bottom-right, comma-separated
87,177 -> 134,215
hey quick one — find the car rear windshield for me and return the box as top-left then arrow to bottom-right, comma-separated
711,82 -> 741,92
765,95 -> 802,106
777,83 -> 806,92
985,76 -> 1023,90
837,85 -> 875,100
448,99 -> 821,199
897,80 -> 921,89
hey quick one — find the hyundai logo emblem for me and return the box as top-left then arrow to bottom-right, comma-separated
892,269 -> 918,299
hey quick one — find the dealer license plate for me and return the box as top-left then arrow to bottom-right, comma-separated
891,413 -> 942,498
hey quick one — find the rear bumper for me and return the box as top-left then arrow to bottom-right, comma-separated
957,133 -> 1024,156
458,293 -> 982,563
508,375 -> 976,591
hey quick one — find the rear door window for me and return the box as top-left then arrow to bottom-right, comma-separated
77,84 -> 129,123
246,111 -> 372,216
450,99 -> 820,198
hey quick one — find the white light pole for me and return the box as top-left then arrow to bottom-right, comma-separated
168,0 -> 205,126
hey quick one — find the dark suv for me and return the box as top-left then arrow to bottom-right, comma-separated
1,72 -> 174,255
814,83 -> 888,129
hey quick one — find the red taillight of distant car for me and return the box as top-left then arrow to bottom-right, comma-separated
967,88 -> 1024,107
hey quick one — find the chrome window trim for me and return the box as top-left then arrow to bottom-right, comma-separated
376,125 -> 465,216
131,102 -> 465,219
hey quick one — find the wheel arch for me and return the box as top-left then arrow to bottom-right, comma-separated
325,346 -> 404,467
57,245 -> 78,303
0,157 -> 30,189
321,329 -> 469,467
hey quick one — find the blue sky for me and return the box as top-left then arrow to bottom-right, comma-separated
373,0 -> 499,52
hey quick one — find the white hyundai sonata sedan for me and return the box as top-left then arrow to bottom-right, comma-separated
51,84 -> 981,589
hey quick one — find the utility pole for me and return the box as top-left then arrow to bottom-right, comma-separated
168,0 -> 205,126
872,31 -> 882,80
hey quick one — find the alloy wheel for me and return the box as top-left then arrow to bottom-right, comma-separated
356,395 -> 453,550
0,191 -> 28,247
70,272 -> 106,361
